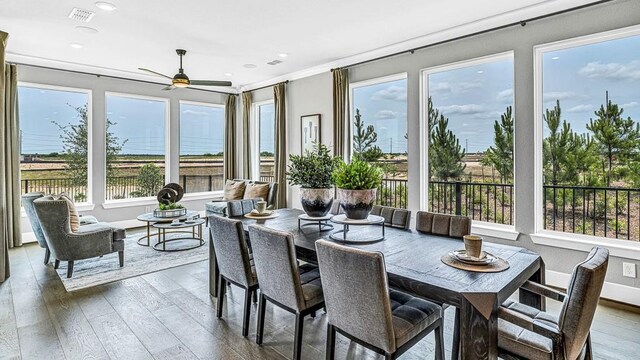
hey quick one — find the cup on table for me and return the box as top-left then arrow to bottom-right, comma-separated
255,200 -> 268,214
463,235 -> 483,258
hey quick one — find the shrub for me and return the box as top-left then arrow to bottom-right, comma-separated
332,159 -> 382,190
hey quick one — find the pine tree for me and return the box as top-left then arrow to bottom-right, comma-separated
483,106 -> 514,183
429,98 -> 466,181
543,100 -> 572,185
352,108 -> 383,162
587,91 -> 640,186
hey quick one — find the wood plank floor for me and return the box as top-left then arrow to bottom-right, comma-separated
1,242 -> 639,360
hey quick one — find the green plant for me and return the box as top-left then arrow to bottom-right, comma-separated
287,143 -> 340,188
158,202 -> 184,210
332,159 -> 383,190
131,163 -> 164,197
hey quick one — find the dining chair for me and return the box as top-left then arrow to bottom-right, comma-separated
248,225 -> 325,360
498,247 -> 609,360
226,198 -> 261,217
208,215 -> 259,337
370,205 -> 411,229
315,239 -> 445,360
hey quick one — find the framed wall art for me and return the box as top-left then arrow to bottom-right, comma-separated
301,114 -> 321,153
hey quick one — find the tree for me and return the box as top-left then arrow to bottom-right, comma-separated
587,91 -> 640,186
132,163 -> 164,197
543,100 -> 572,185
352,108 -> 384,162
483,106 -> 514,183
428,98 -> 466,181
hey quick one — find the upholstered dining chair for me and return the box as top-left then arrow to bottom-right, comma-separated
316,240 -> 445,360
248,225 -> 325,360
370,205 -> 412,229
209,215 -> 258,337
205,198 -> 260,226
498,247 -> 609,360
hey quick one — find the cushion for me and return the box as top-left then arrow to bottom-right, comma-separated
205,201 -> 229,216
389,289 -> 442,348
223,180 -> 246,200
49,193 -> 79,232
498,318 -> 553,360
431,214 -> 451,236
298,263 -> 324,309
244,183 -> 270,201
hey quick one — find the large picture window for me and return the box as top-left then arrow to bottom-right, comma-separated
350,74 -> 408,208
18,84 -> 91,203
179,101 -> 225,194
256,101 -> 275,181
536,27 -> 640,241
423,52 -> 514,225
105,93 -> 168,200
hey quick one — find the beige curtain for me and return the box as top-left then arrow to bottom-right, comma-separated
332,68 -> 349,160
1,31 -> 21,282
223,94 -> 237,180
242,92 -> 252,179
273,82 -> 287,209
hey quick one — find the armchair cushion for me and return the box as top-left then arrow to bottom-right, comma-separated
244,182 -> 270,201
42,193 -> 81,232
223,179 -> 246,200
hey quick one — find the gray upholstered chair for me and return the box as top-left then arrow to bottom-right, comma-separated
315,240 -> 444,360
370,205 -> 411,229
32,197 -> 126,278
226,198 -> 261,217
498,247 -> 609,360
21,192 -> 50,264
209,215 -> 258,337
205,179 -> 278,217
248,225 -> 324,360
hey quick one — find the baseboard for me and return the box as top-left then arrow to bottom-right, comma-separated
546,270 -> 640,307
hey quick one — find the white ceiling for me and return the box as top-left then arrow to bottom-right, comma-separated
1,0 -> 598,92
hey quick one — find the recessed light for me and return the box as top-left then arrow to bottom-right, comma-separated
95,2 -> 117,11
75,26 -> 99,34
552,56 -> 560,60
477,70 -> 484,74
70,42 -> 84,49
224,73 -> 233,77
243,64 -> 257,69
278,53 -> 288,58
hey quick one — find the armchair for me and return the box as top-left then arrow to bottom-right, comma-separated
33,197 -> 126,278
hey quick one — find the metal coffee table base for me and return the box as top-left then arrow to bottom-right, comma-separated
152,220 -> 206,252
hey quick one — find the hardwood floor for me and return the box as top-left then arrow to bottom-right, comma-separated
1,242 -> 639,360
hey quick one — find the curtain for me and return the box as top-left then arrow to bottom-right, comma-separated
273,82 -> 287,209
223,94 -> 237,180
1,31 -> 21,282
241,92 -> 252,179
332,68 -> 349,161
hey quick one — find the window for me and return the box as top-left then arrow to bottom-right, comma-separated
255,101 -> 275,181
179,101 -> 225,194
350,74 -> 408,208
18,84 -> 91,203
423,52 -> 514,225
535,27 -> 640,241
105,93 -> 168,200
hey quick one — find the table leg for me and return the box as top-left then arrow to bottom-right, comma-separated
146,223 -> 150,246
162,229 -> 166,251
459,293 -> 499,360
520,258 -> 546,311
343,224 -> 346,241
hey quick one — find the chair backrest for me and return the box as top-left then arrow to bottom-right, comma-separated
208,216 -> 256,288
232,179 -> 278,209
330,200 -> 343,215
370,205 -> 411,229
248,225 -> 306,310
21,192 -> 47,248
415,211 -> 471,239
226,199 -> 260,217
316,240 -> 396,353
33,198 -> 72,259
558,247 -> 609,359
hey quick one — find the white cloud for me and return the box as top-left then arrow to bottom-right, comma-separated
567,104 -> 594,113
439,104 -> 487,115
623,101 -> 639,108
543,91 -> 578,102
496,89 -> 513,103
430,82 -> 452,94
183,109 -> 209,116
374,110 -> 397,119
578,60 -> 640,81
429,80 -> 482,95
371,85 -> 407,102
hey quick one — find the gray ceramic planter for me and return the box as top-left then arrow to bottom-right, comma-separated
336,188 -> 377,220
300,188 -> 334,217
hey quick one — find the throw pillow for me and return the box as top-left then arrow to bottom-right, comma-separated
223,180 -> 246,200
244,183 -> 270,202
55,193 -> 80,232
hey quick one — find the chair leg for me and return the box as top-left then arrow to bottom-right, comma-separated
451,307 -> 461,360
325,323 -> 336,360
384,353 -> 392,360
434,321 -> 445,360
585,333 -> 593,360
256,293 -> 267,345
54,259 -> 60,269
118,251 -> 124,267
252,289 -> 258,303
293,313 -> 304,360
44,248 -> 51,265
242,288 -> 253,337
310,310 -> 316,318
67,261 -> 74,278
216,277 -> 226,318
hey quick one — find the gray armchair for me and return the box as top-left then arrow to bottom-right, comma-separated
21,192 -> 50,264
33,197 -> 126,278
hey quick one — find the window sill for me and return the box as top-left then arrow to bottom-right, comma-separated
102,197 -> 158,209
531,230 -> 640,260
471,222 -> 519,241
181,191 -> 223,201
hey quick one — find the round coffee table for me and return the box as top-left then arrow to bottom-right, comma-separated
329,214 -> 385,243
298,213 -> 334,232
136,210 -> 200,246
152,218 -> 206,252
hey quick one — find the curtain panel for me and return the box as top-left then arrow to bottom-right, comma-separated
242,92 -> 252,179
332,68 -> 349,161
223,94 -> 237,180
273,83 -> 287,209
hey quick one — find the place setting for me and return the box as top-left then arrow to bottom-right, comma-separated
244,200 -> 280,220
441,235 -> 510,272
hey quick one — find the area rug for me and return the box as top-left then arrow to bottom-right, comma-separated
56,229 -> 209,292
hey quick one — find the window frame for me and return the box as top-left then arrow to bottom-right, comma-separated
419,51 -> 516,232
103,91 -> 170,203
251,99 -> 275,181
532,24 -> 640,257
178,100 -> 225,195
17,82 -> 95,208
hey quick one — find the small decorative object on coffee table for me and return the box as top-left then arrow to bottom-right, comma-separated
329,214 -> 385,243
154,183 -> 187,218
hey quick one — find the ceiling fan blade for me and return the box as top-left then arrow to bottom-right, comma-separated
138,67 -> 173,79
190,80 -> 233,87
162,85 -> 176,91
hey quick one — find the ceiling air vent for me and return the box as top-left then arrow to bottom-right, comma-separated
68,8 -> 95,22
267,59 -> 283,66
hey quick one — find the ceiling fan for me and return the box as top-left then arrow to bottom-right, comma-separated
138,49 -> 232,90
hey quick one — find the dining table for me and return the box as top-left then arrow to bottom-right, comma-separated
208,209 -> 545,360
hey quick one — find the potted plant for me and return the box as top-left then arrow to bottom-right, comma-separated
287,143 -> 341,217
332,159 -> 383,219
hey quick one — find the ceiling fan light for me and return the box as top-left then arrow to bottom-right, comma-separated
173,81 -> 189,88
